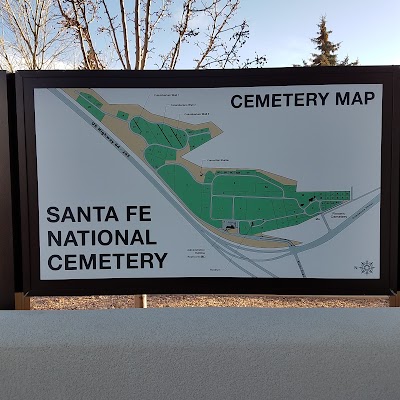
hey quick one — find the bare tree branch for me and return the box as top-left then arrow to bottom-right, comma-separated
138,0 -> 171,69
195,0 -> 239,69
141,0 -> 152,69
0,0 -> 71,70
168,0 -> 194,69
0,36 -> 15,71
134,0 -> 141,69
99,0 -> 126,68
55,0 -> 265,71
57,0 -> 104,69
119,0 -> 131,69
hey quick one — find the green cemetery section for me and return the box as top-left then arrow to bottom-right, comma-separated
76,95 -> 105,121
239,214 -> 311,235
158,165 -> 222,229
130,117 -> 187,149
186,128 -> 210,135
290,190 -> 350,204
204,171 -> 215,183
116,110 -> 129,120
212,174 -> 284,197
211,196 -> 233,220
157,165 -> 349,235
74,91 -> 350,236
208,170 -> 349,235
79,92 -> 103,108
188,133 -> 212,150
144,145 -> 177,169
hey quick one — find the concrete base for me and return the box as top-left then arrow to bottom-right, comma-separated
0,308 -> 399,399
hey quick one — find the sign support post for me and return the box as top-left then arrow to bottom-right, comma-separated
134,295 -> 147,308
389,293 -> 400,307
0,72 -> 15,310
14,293 -> 30,310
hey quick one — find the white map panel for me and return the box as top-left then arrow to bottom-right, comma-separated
34,84 -> 382,280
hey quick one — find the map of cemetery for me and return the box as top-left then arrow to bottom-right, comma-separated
35,85 -> 382,279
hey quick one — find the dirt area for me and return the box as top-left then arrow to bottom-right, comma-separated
31,294 -> 389,310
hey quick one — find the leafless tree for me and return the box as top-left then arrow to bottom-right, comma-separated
0,0 -> 72,71
57,0 -> 105,69
57,0 -> 266,70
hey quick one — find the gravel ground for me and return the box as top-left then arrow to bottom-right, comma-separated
31,295 -> 389,310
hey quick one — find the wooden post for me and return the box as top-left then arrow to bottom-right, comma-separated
389,293 -> 400,307
14,293 -> 30,310
134,294 -> 147,308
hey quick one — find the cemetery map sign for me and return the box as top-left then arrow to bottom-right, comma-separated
34,84 -> 382,281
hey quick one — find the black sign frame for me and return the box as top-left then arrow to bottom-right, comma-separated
15,67 -> 399,296
0,72 -> 16,308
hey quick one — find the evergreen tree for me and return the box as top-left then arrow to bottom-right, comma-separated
298,16 -> 358,67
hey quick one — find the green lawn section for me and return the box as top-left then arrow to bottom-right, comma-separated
285,191 -> 350,211
209,169 -> 350,234
253,171 -> 293,188
234,198 -> 276,220
239,221 -> 252,235
116,110 -> 129,120
235,195 -> 319,235
272,199 -> 304,218
233,197 -> 247,220
204,171 -> 214,183
77,95 -> 105,121
213,174 -> 284,197
144,145 -> 176,169
305,202 -> 321,216
214,169 -> 295,196
211,196 -> 233,219
79,92 -> 103,108
320,200 -> 342,211
188,133 -> 212,150
234,197 -> 304,222
156,162 -> 349,235
158,164 -> 221,228
255,183 -> 283,197
271,199 -> 287,218
186,128 -> 210,135
282,199 -> 305,216
130,117 -> 186,149
283,185 -> 297,195
216,169 -> 258,176
239,213 -> 312,235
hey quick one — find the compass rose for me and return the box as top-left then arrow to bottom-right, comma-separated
354,260 -> 374,275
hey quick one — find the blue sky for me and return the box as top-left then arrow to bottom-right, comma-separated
96,0 -> 400,69
239,0 -> 400,67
